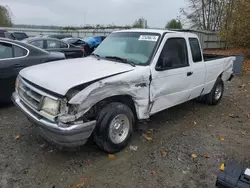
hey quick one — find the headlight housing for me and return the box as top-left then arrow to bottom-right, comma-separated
41,97 -> 60,116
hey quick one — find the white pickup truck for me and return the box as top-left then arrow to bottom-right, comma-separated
12,29 -> 235,153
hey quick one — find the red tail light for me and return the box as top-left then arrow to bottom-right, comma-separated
81,48 -> 85,53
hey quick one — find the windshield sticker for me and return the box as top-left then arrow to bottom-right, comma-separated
139,35 -> 159,41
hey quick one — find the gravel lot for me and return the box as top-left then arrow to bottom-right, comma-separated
1,74 -> 250,188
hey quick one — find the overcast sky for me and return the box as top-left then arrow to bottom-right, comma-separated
1,0 -> 186,28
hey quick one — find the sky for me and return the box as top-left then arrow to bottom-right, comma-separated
1,0 -> 186,28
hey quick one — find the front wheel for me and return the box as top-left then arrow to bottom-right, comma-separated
206,77 -> 224,105
93,102 -> 134,153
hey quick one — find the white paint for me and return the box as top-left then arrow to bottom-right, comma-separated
69,66 -> 151,119
245,168 -> 250,176
138,35 -> 159,41
149,32 -> 234,115
19,29 -> 235,121
20,56 -> 134,95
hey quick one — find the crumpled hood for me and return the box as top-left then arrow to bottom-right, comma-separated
20,57 -> 134,95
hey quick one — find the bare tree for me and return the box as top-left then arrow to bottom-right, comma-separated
181,0 -> 231,31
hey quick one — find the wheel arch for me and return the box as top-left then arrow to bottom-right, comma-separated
83,94 -> 139,121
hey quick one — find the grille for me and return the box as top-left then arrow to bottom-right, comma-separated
18,80 -> 43,110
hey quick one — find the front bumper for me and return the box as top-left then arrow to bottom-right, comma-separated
12,92 -> 96,147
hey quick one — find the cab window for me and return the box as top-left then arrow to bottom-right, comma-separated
189,38 -> 202,63
157,38 -> 189,70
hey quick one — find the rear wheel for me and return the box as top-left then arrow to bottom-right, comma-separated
93,102 -> 134,153
206,77 -> 224,105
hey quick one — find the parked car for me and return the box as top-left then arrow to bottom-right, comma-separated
62,37 -> 87,47
44,34 -> 73,39
62,37 -> 90,56
81,36 -> 92,42
62,37 -> 107,56
12,29 -> 235,153
12,32 -> 29,40
0,38 -> 65,102
0,30 -> 15,40
23,37 -> 84,58
85,36 -> 107,55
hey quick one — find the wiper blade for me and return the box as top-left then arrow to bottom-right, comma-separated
105,56 -> 135,67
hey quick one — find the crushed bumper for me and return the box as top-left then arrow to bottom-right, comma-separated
12,92 -> 96,147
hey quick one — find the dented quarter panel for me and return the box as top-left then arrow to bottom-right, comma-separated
202,56 -> 235,94
69,66 -> 151,119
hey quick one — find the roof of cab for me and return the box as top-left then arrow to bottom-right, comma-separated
113,28 -> 198,38
113,29 -> 175,35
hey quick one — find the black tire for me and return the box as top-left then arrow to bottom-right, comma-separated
93,102 -> 134,153
206,77 -> 224,105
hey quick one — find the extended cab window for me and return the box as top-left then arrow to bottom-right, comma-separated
157,38 -> 189,70
189,38 -> 202,62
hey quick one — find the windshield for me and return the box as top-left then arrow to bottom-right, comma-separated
93,32 -> 160,65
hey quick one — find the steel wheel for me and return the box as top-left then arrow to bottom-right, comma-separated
109,114 -> 130,144
215,84 -> 222,100
94,102 -> 134,153
206,77 -> 224,105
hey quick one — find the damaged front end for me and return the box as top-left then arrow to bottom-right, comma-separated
12,77 -> 96,147
12,66 -> 151,148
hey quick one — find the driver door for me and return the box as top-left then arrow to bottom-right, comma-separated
149,34 -> 193,115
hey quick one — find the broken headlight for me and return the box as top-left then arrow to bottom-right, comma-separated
41,97 -> 60,116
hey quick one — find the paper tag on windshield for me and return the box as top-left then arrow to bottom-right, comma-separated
139,35 -> 159,41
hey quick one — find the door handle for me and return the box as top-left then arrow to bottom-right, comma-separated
187,71 -> 193,76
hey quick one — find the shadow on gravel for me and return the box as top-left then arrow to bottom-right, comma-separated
0,102 -> 13,109
143,100 -> 207,130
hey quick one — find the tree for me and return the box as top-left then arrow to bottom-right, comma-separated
181,0 -> 230,31
166,19 -> 182,29
0,5 -> 12,27
221,0 -> 250,47
132,17 -> 147,28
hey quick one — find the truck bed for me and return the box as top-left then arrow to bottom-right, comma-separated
203,53 -> 230,61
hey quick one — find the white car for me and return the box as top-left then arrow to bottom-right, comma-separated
12,29 -> 235,153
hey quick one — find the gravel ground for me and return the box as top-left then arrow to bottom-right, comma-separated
0,74 -> 250,188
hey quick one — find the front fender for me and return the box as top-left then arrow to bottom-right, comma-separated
69,67 -> 151,120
